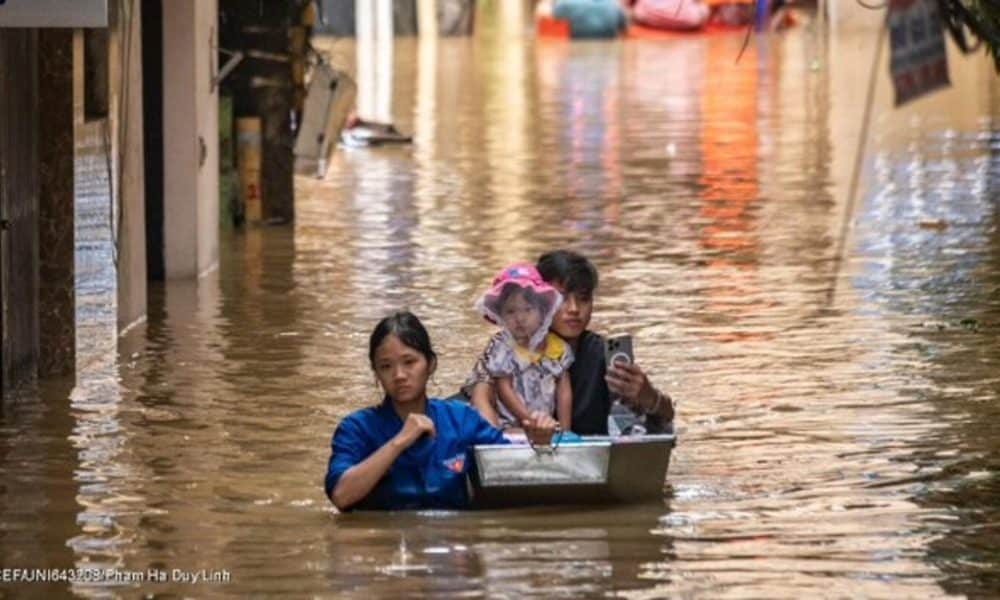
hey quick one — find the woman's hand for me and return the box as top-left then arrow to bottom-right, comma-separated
332,412 -> 434,511
522,411 -> 558,446
393,413 -> 436,449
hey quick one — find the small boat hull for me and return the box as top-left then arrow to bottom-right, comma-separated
469,433 -> 676,508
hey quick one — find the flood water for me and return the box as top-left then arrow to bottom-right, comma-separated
4,5 -> 1000,598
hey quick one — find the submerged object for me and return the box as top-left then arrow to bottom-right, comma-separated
339,120 -> 413,148
294,63 -> 356,177
469,433 -> 676,508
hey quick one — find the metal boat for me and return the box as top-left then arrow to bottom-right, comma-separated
468,433 -> 676,508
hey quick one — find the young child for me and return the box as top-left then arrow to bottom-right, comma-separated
469,264 -> 574,431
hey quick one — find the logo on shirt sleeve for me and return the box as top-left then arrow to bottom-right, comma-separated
442,453 -> 466,473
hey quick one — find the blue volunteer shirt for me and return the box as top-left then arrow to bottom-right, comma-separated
325,398 -> 508,510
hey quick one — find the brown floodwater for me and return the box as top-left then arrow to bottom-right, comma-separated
4,4 -> 1000,598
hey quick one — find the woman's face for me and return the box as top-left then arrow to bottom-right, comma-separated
372,334 -> 433,404
501,293 -> 544,346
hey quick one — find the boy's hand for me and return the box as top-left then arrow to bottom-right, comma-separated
606,362 -> 655,412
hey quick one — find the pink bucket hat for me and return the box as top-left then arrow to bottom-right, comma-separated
475,263 -> 563,348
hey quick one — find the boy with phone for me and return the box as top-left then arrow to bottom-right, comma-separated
465,250 -> 674,435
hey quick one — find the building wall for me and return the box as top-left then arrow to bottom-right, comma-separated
196,0 -> 220,275
0,29 -> 41,393
37,29 -> 76,378
827,29 -> 998,208
314,0 -> 420,36
113,0 -> 148,331
163,0 -> 219,279
827,0 -> 884,31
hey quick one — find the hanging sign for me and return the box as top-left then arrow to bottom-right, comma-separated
888,0 -> 950,106
0,0 -> 107,28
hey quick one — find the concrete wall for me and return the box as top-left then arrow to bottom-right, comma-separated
162,0 -> 219,279
37,29 -> 76,378
114,0 -> 148,331
826,0 -> 884,31
0,29 -> 41,393
826,29 -> 998,208
315,0 -> 420,36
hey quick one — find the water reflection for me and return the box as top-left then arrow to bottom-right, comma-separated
0,382 -> 78,598
855,82 -> 1000,596
1,4 -> 998,597
539,40 -> 625,257
344,149 -> 421,317
323,505 -> 671,598
481,0 -> 535,262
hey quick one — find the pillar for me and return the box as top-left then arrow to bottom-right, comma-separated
37,29 -> 76,377
114,0 -> 148,331
162,0 -> 219,279
0,29 -> 40,393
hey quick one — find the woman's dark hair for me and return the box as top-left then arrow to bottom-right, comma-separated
536,250 -> 598,296
495,285 -> 550,315
368,311 -> 437,370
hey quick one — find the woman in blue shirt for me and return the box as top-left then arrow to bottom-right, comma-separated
325,311 -> 557,511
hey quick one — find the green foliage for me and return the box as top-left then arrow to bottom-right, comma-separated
939,0 -> 1000,71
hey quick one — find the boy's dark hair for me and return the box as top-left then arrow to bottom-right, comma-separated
536,250 -> 598,296
368,311 -> 437,370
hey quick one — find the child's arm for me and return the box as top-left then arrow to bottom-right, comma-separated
556,372 -> 572,432
495,376 -> 533,425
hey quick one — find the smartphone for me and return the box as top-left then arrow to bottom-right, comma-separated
604,334 -> 634,369
605,334 -> 644,435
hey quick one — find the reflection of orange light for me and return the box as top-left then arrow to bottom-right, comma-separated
699,43 -> 758,207
698,39 -> 769,343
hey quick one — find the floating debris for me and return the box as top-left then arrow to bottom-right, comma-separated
959,318 -> 980,332
377,535 -> 433,576
918,219 -> 948,231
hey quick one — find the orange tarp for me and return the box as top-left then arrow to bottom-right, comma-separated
536,17 -> 753,40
